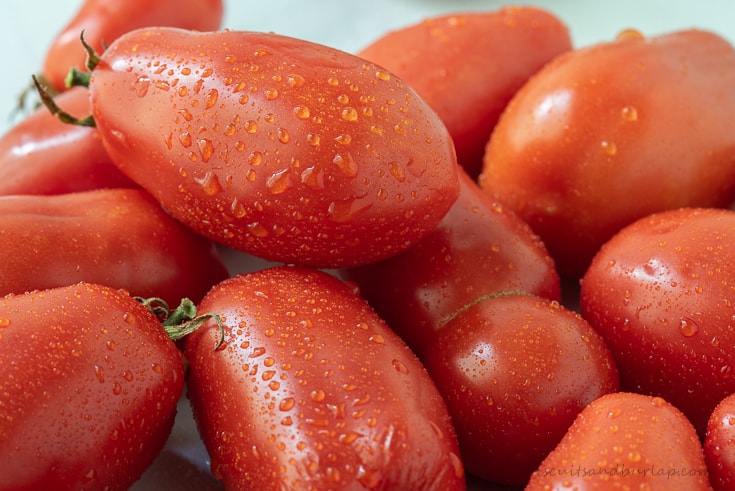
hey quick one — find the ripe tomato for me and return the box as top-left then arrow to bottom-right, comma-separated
580,207 -> 735,436
0,283 -> 185,491
182,266 -> 465,490
421,293 -> 619,486
0,188 -> 229,306
480,29 -> 735,277
84,27 -> 460,268
705,393 -> 735,491
526,392 -> 711,490
358,6 -> 572,177
340,168 -> 560,358
0,86 -> 137,195
40,0 -> 223,93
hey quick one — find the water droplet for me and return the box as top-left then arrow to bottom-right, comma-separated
679,317 -> 699,337
266,169 -> 293,194
94,365 -> 105,383
341,107 -> 358,122
310,389 -> 326,402
616,28 -> 645,41
279,397 -> 295,411
0,318 -> 11,327
333,153 -> 358,177
247,222 -> 269,238
112,381 -> 123,395
328,197 -> 370,222
244,120 -> 258,134
369,334 -> 385,344
335,134 -> 352,145
288,74 -> 305,88
627,450 -> 642,462
307,133 -> 321,146
388,161 -> 406,182
135,76 -> 150,97
249,346 -> 267,358
327,77 -> 340,87
277,128 -> 290,144
197,138 -> 214,162
293,105 -> 310,119
151,363 -> 164,374
601,141 -> 617,156
621,106 -> 638,122
391,359 -> 409,374
266,89 -> 279,100
195,171 -> 223,196
301,166 -> 325,190
205,89 -> 219,109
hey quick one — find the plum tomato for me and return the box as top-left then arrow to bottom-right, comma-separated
358,6 -> 572,177
705,393 -> 735,491
40,0 -> 223,93
0,86 -> 137,195
182,266 -> 465,490
340,167 -> 560,358
421,293 -> 619,486
580,207 -> 735,436
0,188 -> 229,306
0,283 -> 185,491
526,392 -> 711,491
480,29 -> 735,277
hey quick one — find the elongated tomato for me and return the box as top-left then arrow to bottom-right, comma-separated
87,27 -> 460,268
0,283 -> 185,491
183,266 -> 465,490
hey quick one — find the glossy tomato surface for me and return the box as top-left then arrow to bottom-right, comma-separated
41,0 -> 223,92
581,207 -> 735,436
358,6 -> 572,177
88,27 -> 460,268
705,393 -> 735,491
183,266 -> 465,490
0,86 -> 137,195
481,29 -> 735,277
0,283 -> 185,491
423,293 -> 619,486
0,188 -> 229,306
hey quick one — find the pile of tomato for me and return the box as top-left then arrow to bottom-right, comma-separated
3,1 -> 735,490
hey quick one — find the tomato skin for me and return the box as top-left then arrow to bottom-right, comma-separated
580,207 -> 735,436
358,6 -> 571,177
421,293 -> 619,486
526,392 -> 711,491
0,283 -> 185,491
183,266 -> 465,490
705,394 -> 735,490
340,168 -> 560,358
89,27 -> 460,268
0,86 -> 137,195
0,188 -> 229,305
41,0 -> 223,93
480,29 -> 735,277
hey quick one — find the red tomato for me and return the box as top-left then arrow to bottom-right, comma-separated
182,266 -> 465,490
526,392 -> 711,490
40,0 -> 223,93
422,293 -> 619,486
340,168 -> 560,358
480,29 -> 735,277
0,188 -> 229,305
85,27 -> 460,268
580,207 -> 735,436
0,86 -> 137,195
0,283 -> 185,491
705,393 -> 735,491
358,6 -> 572,177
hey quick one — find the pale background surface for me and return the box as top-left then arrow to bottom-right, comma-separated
2,1 -> 734,489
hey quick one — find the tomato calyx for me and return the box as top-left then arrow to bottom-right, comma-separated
136,296 -> 226,350
438,290 -> 537,329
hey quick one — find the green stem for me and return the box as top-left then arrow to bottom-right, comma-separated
32,75 -> 96,127
136,296 -> 226,350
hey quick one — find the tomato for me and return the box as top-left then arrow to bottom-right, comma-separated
81,27 -> 460,268
0,283 -> 185,491
40,0 -> 223,93
580,207 -> 735,436
340,168 -> 560,358
526,392 -> 710,490
0,86 -> 137,195
358,6 -> 572,177
480,29 -> 735,277
182,266 -> 465,490
705,393 -> 735,490
421,293 -> 619,486
0,188 -> 229,306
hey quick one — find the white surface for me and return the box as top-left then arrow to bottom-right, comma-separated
3,1 -> 735,489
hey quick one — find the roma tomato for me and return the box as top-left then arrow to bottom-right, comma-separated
40,0 -> 223,93
358,6 -> 571,177
85,27 -> 460,268
0,86 -> 136,195
580,207 -> 735,436
480,29 -> 735,277
705,393 -> 735,491
421,293 -> 619,486
0,283 -> 185,491
340,168 -> 560,358
0,188 -> 229,305
182,266 -> 465,490
526,392 -> 711,490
